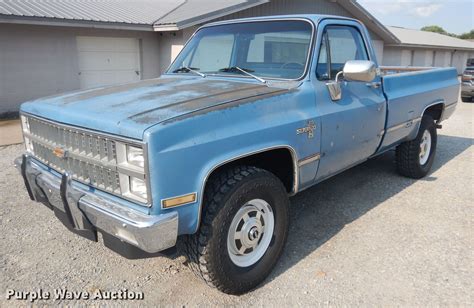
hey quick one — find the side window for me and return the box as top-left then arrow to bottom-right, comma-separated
187,34 -> 234,72
316,26 -> 369,80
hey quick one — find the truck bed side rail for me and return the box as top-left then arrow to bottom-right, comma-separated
380,66 -> 436,75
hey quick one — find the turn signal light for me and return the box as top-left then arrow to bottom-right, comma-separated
162,193 -> 197,208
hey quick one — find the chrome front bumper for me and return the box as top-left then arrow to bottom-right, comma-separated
14,155 -> 178,255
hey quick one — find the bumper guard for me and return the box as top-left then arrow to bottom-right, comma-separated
14,155 -> 178,255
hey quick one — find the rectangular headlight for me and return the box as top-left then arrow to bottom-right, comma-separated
129,176 -> 148,200
127,145 -> 145,168
116,142 -> 149,205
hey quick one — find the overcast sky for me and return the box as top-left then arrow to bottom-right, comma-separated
358,0 -> 473,35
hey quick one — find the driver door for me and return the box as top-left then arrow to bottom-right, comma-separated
313,22 -> 386,181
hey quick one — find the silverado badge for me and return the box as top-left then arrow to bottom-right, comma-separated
296,120 -> 316,139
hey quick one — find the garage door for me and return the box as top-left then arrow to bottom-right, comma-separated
77,36 -> 141,89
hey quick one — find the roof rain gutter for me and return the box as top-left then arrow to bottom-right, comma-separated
0,15 -> 154,31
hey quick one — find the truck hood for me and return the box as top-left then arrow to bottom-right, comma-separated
21,76 -> 293,140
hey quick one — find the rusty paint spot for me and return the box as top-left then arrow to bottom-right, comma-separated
128,82 -> 269,123
60,78 -> 173,104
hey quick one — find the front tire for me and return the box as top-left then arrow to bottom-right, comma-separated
183,166 -> 289,294
396,115 -> 437,179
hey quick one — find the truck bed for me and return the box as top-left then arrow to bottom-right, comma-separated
379,67 -> 459,151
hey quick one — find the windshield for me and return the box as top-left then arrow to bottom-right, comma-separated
168,20 -> 313,80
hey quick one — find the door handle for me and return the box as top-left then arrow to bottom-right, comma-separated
366,82 -> 381,89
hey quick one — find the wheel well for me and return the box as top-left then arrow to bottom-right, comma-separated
424,103 -> 444,121
206,148 -> 296,194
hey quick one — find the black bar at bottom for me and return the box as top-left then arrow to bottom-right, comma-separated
21,154 -> 35,201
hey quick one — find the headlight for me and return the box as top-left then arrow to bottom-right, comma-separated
127,145 -> 145,168
130,177 -> 148,200
116,142 -> 148,204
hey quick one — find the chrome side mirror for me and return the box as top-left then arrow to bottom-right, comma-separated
343,60 -> 377,82
326,60 -> 377,101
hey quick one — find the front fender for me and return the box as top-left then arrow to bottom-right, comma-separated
144,83 -> 320,234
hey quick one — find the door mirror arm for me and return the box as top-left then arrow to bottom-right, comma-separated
326,71 -> 344,101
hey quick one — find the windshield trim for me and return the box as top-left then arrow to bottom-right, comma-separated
164,17 -> 316,82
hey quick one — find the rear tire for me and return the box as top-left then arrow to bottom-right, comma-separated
396,115 -> 437,179
182,166 -> 289,294
461,96 -> 472,102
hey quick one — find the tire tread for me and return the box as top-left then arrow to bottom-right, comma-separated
182,166 -> 263,293
396,115 -> 436,179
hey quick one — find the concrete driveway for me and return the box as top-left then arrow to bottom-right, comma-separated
0,119 -> 22,146
0,100 -> 472,306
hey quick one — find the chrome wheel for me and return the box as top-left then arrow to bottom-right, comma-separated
419,129 -> 432,165
227,199 -> 274,267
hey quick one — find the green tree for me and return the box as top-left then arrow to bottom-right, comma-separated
421,25 -> 464,38
459,30 -> 474,40
421,25 -> 448,35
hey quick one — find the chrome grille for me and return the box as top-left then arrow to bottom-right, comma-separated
28,117 -> 117,163
26,117 -> 121,194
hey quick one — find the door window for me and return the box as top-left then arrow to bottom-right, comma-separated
317,26 -> 369,80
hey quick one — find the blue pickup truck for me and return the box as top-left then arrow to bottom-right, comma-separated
16,15 -> 459,294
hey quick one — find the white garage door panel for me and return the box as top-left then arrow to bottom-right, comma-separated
78,51 -> 139,71
77,36 -> 141,89
77,37 -> 138,52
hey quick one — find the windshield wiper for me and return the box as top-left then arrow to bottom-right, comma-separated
218,66 -> 266,83
172,66 -> 206,77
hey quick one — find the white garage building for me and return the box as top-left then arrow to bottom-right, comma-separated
1,0 -> 473,117
383,26 -> 474,74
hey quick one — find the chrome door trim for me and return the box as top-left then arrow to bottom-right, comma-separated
298,153 -> 321,167
386,117 -> 422,133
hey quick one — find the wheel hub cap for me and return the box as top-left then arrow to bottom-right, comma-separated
249,227 -> 259,240
227,199 -> 275,267
419,129 -> 432,165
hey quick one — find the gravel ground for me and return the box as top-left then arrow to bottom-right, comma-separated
1,101 -> 473,306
